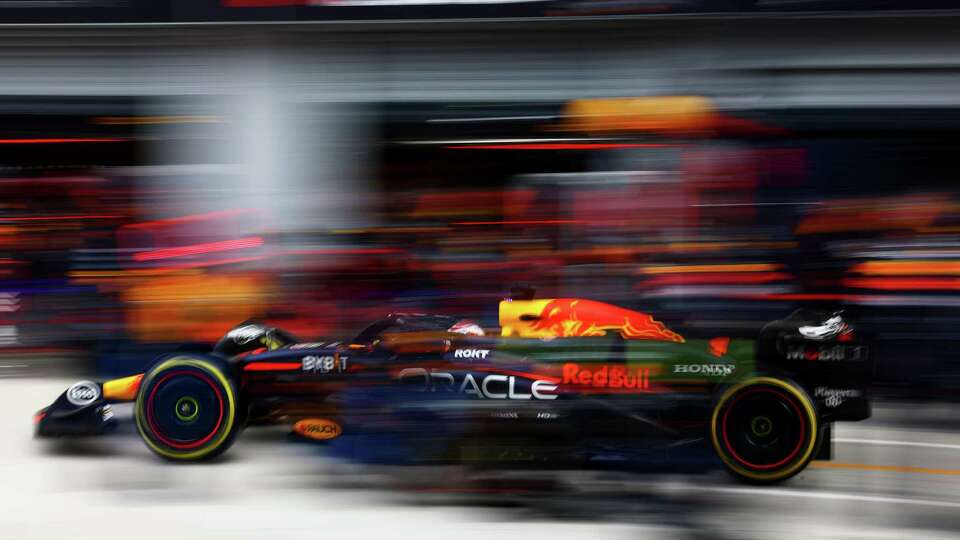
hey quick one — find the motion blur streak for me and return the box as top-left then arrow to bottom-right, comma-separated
133,236 -> 264,262
0,214 -> 121,222
5,3 -> 960,540
0,138 -> 125,144
852,260 -> 960,275
445,143 -> 672,150
123,209 -> 259,230
639,264 -> 782,274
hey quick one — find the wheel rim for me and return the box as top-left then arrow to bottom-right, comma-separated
751,415 -> 773,437
175,396 -> 200,422
145,370 -> 224,450
721,387 -> 807,470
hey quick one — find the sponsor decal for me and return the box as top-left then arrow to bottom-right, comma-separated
673,363 -> 735,376
491,411 -> 519,419
301,354 -> 348,373
227,324 -> 264,344
290,342 -> 334,350
228,324 -> 284,350
453,348 -> 490,360
398,368 -> 559,400
448,321 -> 485,337
525,298 -> 684,342
293,418 -> 342,440
786,345 -> 866,362
101,404 -> 115,422
814,387 -> 862,408
536,411 -> 558,420
709,336 -> 730,358
562,363 -> 652,390
799,316 -> 851,341
66,380 -> 100,406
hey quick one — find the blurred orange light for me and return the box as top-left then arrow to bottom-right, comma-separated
795,195 -> 948,234
639,263 -> 781,275
851,260 -> 960,276
125,273 -> 270,342
562,96 -> 716,134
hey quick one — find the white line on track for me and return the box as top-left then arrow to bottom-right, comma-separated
668,484 -> 960,509
835,438 -> 960,451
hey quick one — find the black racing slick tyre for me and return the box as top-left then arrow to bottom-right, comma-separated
711,377 -> 819,484
134,356 -> 240,461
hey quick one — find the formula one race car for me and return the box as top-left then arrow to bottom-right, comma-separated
35,287 -> 872,483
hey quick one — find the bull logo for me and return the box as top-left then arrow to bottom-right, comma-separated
501,298 -> 684,342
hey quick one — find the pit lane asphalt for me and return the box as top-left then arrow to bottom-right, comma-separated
3,378 -> 960,540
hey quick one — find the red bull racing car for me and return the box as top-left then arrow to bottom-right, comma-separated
35,288 -> 871,483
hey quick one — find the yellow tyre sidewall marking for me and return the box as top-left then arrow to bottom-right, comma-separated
710,376 -> 818,481
134,357 -> 237,460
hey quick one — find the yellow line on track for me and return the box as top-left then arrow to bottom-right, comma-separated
811,462 -> 960,476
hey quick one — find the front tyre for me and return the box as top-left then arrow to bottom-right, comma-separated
135,356 -> 239,461
711,377 -> 818,484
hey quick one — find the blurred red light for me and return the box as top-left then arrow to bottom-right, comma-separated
445,143 -> 671,150
0,215 -> 120,222
133,236 -> 264,262
0,138 -> 125,144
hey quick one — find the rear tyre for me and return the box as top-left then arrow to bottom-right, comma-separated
711,376 -> 818,484
134,356 -> 239,461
